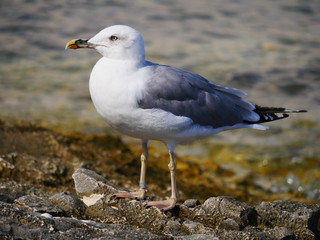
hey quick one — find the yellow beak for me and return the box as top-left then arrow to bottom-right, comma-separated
65,39 -> 79,49
65,39 -> 92,49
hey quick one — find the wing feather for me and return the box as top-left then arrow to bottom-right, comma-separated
138,64 -> 258,128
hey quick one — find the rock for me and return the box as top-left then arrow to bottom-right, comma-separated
175,234 -> 219,240
202,196 -> 257,227
181,220 -> 217,235
73,168 -> 203,235
73,168 -> 285,239
49,192 -> 86,217
163,220 -> 182,236
0,201 -> 166,240
265,226 -> 295,240
179,196 -> 257,229
0,186 -> 24,203
183,199 -> 201,208
94,195 -> 174,233
13,192 -> 82,218
14,195 -> 65,216
218,218 -> 240,231
1,119 -> 320,239
256,200 -> 320,240
2,166 -> 320,239
73,168 -> 176,232
217,227 -> 271,240
72,167 -> 124,210
72,168 -> 119,198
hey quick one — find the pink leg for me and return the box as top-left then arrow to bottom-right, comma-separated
147,144 -> 177,211
113,140 -> 148,200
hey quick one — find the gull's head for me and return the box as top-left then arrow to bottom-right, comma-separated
66,25 -> 145,61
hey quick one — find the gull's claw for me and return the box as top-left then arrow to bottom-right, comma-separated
146,198 -> 177,211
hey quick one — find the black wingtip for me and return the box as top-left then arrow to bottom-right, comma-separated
245,105 -> 307,124
284,109 -> 308,113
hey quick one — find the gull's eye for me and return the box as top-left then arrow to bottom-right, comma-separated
109,35 -> 119,41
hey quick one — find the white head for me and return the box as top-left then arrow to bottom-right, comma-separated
67,25 -> 145,62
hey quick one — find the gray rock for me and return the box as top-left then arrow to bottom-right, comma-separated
72,168 -> 119,197
180,196 -> 257,229
217,227 -> 271,240
2,166 -> 319,240
164,220 -> 183,236
201,196 -> 257,227
49,192 -> 86,217
73,168 -> 179,233
218,218 -> 240,231
0,201 -> 167,240
264,226 -> 296,240
183,199 -> 201,208
0,192 -> 13,203
14,195 -> 65,216
182,220 -> 217,235
256,200 -> 320,240
113,197 -> 173,233
74,169 -> 288,239
0,186 -> 26,203
73,168 -> 210,236
242,225 -> 296,240
174,234 -> 220,240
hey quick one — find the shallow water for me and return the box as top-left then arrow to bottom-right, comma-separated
0,0 -> 319,203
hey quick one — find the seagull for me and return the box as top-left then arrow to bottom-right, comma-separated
66,25 -> 306,211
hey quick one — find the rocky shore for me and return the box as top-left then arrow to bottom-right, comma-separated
1,120 -> 319,239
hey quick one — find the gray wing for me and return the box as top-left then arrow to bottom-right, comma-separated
138,64 -> 258,128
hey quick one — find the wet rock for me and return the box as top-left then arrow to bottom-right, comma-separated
256,200 -> 320,240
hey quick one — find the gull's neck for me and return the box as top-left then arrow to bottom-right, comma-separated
103,57 -> 146,72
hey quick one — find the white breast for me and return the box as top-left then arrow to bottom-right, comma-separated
88,57 -> 193,141
89,58 -> 143,125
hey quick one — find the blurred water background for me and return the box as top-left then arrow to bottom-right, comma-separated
0,0 -> 319,202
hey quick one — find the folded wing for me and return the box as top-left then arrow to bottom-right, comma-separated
138,64 -> 260,128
